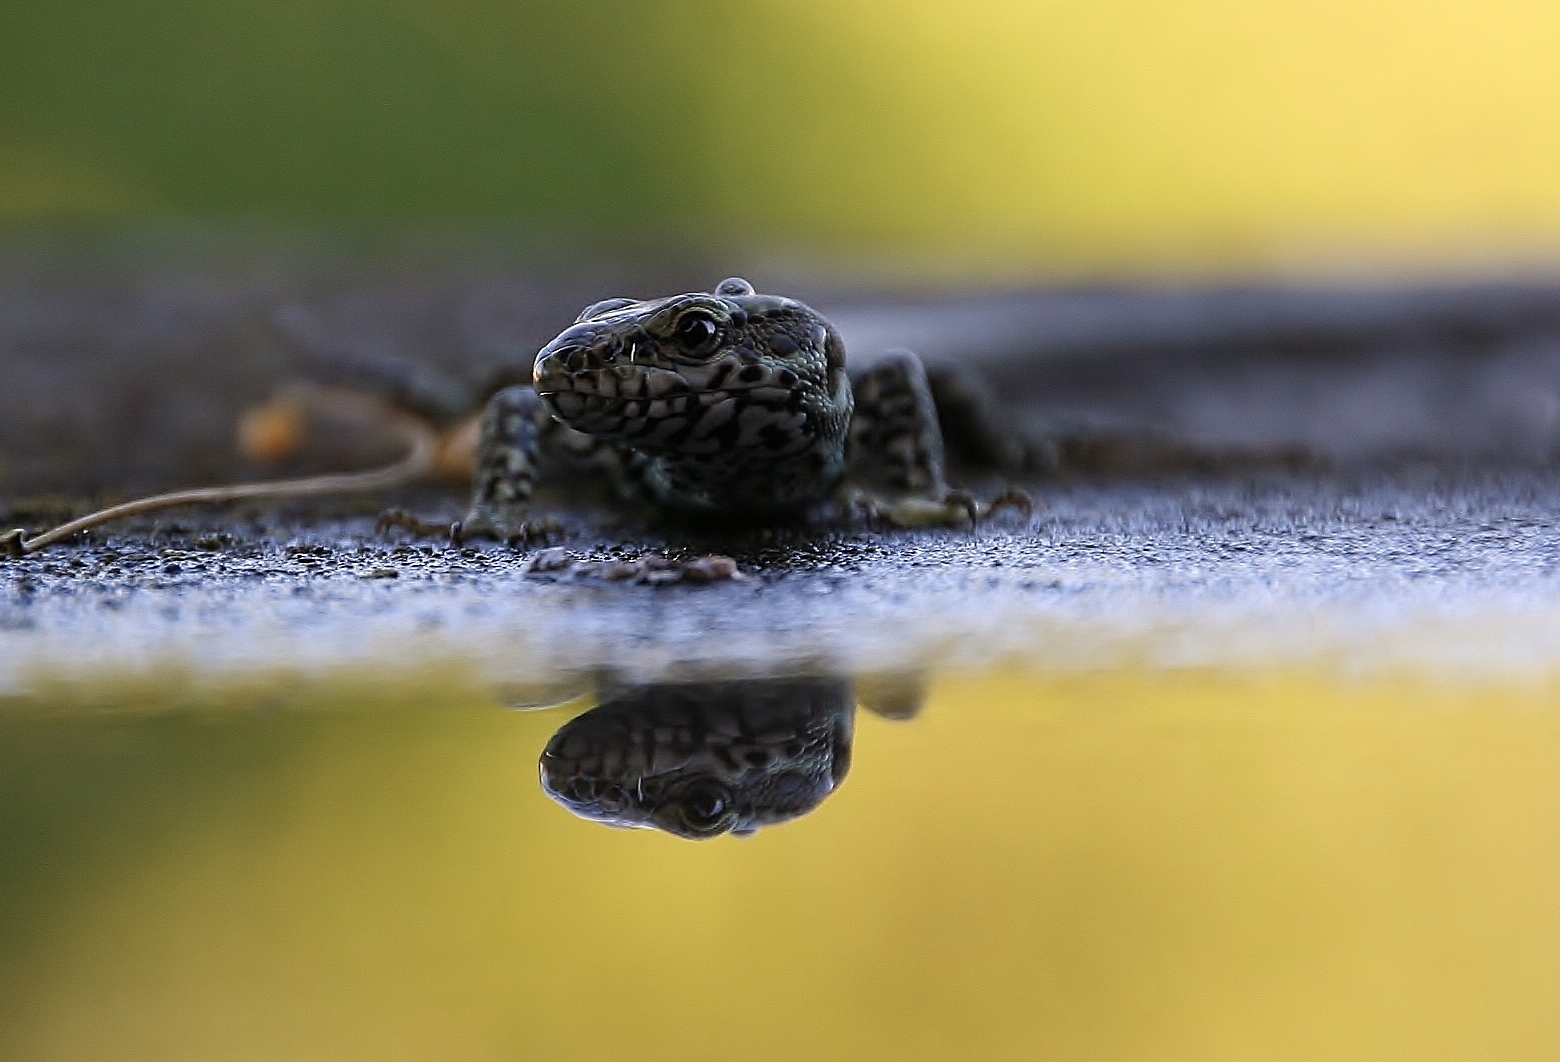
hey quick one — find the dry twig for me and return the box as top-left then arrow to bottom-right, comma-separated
3,387 -> 442,558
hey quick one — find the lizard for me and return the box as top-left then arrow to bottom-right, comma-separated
444,275 -> 1031,545
0,276 -> 1039,556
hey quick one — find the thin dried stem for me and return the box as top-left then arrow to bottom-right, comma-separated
4,388 -> 442,558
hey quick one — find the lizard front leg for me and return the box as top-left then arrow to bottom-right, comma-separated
450,385 -> 569,546
845,349 -> 1029,528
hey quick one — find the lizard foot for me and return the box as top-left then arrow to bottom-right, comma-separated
977,487 -> 1035,523
375,509 -> 455,540
524,548 -> 745,585
451,508 -> 563,548
849,489 -> 979,529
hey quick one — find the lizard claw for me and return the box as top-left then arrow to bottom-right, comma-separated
843,487 -> 1032,530
451,509 -> 563,548
977,487 -> 1035,523
375,509 -> 455,540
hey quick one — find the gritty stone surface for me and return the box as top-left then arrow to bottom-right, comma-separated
5,471 -> 1560,690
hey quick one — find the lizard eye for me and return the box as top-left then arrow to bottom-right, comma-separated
660,778 -> 737,838
672,310 -> 721,356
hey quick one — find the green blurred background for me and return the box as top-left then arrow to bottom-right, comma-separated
6,0 -> 1560,272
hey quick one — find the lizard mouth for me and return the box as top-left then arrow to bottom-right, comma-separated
539,388 -> 728,448
537,386 -> 811,453
533,354 -> 806,407
533,352 -> 815,451
542,380 -> 801,416
538,388 -> 723,419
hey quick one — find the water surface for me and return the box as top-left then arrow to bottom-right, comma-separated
2,664 -> 1556,1062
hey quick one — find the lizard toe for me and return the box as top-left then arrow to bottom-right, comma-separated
976,487 -> 1036,523
858,492 -> 979,529
453,508 -> 563,548
375,509 -> 453,540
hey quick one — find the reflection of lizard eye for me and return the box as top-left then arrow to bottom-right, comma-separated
673,311 -> 720,355
665,778 -> 737,837
684,781 -> 728,822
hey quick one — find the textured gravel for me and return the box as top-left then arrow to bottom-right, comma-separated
6,471 -> 1560,690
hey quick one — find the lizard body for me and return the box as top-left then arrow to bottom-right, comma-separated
1,277 -> 1028,557
456,277 -> 1022,542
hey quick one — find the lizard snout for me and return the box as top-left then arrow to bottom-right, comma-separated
531,353 -> 573,395
532,340 -> 602,390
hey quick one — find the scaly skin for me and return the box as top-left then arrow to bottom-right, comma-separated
533,277 -> 854,518
534,670 -> 931,838
454,277 -> 1026,542
539,677 -> 856,839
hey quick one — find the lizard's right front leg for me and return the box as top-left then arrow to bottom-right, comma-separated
846,349 -> 1030,528
452,385 -> 565,546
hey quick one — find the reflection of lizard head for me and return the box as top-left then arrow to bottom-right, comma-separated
539,678 -> 854,839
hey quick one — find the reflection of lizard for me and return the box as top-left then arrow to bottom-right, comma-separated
5,277 -> 1035,555
534,672 -> 924,839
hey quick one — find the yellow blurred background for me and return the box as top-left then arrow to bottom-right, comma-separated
3,667 -> 1559,1062
5,0 -> 1560,273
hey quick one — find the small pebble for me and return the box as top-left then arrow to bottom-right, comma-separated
601,561 -> 643,581
526,547 -> 574,573
682,555 -> 741,583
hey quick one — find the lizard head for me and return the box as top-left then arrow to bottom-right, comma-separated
538,677 -> 854,839
531,277 -> 852,459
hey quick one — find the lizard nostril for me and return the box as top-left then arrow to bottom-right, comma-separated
533,360 -> 568,388
548,346 -> 586,372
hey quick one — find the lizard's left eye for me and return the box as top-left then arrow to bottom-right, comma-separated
661,778 -> 737,838
673,311 -> 720,355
